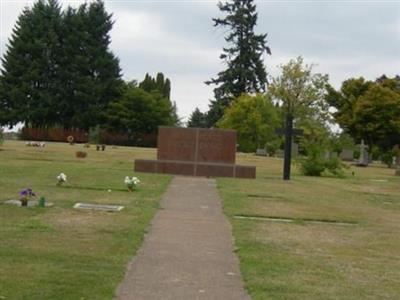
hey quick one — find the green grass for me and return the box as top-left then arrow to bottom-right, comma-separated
218,154 -> 400,299
2,141 -> 400,299
0,141 -> 170,300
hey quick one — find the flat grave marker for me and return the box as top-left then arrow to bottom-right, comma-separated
73,203 -> 124,212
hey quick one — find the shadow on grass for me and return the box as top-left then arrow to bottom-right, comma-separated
246,194 -> 287,200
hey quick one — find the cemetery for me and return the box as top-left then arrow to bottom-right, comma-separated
0,0 -> 399,299
1,138 -> 399,299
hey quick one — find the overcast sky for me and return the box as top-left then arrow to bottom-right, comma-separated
1,0 -> 399,122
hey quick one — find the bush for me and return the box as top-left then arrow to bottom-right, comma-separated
381,150 -> 396,168
298,142 -> 326,176
298,141 -> 345,177
75,151 -> 87,158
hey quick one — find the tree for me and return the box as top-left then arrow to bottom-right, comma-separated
187,108 -> 208,128
65,0 -> 122,130
0,0 -> 122,130
139,72 -> 171,100
217,94 -> 279,152
0,0 -> 64,128
268,57 -> 330,179
326,75 -> 400,154
105,82 -> 175,135
353,84 -> 400,151
325,77 -> 372,140
205,0 -> 271,126
268,56 -> 331,141
139,73 -> 179,125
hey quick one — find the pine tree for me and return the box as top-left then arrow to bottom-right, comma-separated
187,108 -> 208,128
205,0 -> 271,126
0,0 -> 64,128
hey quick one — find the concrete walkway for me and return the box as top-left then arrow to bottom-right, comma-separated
116,176 -> 250,300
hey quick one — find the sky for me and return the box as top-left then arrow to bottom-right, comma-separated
1,0 -> 399,123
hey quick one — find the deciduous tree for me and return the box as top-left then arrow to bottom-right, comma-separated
217,94 -> 279,152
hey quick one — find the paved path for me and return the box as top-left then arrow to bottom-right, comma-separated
116,176 -> 250,300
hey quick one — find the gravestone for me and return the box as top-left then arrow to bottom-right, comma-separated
393,145 -> 400,166
340,148 -> 354,161
357,140 -> 369,167
256,148 -> 267,156
393,145 -> 400,175
73,203 -> 124,212
135,127 -> 256,178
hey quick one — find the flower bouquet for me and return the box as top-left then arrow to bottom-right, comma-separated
19,188 -> 36,207
124,176 -> 140,192
57,173 -> 67,186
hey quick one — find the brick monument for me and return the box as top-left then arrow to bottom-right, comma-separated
134,127 -> 256,178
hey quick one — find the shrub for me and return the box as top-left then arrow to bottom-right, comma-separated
381,150 -> 396,168
298,140 -> 345,177
298,142 -> 326,176
75,151 -> 87,158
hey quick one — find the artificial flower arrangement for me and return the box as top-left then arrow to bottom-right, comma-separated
19,188 -> 36,207
57,173 -> 67,186
124,176 -> 140,192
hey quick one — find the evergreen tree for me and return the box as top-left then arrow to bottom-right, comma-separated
0,0 -> 121,130
0,0 -> 64,128
69,0 -> 122,129
187,108 -> 208,128
139,72 -> 171,99
139,73 -> 155,93
205,0 -> 271,126
138,72 -> 178,124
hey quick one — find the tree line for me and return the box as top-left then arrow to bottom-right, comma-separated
188,0 -> 400,162
0,0 -> 178,136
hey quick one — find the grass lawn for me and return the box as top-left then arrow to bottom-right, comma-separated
0,140 -> 170,300
2,141 -> 399,300
218,154 -> 400,299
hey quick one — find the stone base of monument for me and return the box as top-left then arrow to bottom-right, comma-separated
135,159 -> 256,179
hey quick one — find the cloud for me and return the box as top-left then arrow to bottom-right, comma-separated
1,0 -> 399,123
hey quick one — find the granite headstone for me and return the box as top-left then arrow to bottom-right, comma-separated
135,127 -> 256,178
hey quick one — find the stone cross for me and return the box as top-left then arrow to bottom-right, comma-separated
275,115 -> 303,180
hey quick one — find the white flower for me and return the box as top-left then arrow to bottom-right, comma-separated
124,176 -> 132,185
124,176 -> 140,189
57,173 -> 67,183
